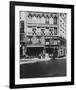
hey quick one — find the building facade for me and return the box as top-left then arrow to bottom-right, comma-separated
20,11 -> 67,59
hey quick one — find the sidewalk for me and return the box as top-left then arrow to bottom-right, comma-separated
20,57 -> 66,64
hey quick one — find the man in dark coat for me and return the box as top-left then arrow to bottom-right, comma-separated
53,48 -> 57,60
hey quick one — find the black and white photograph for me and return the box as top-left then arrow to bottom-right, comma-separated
20,11 -> 67,78
10,1 -> 74,88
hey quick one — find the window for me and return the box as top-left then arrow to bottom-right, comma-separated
20,20 -> 24,33
54,15 -> 57,24
54,27 -> 57,35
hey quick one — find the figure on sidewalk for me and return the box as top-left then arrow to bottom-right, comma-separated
53,48 -> 58,60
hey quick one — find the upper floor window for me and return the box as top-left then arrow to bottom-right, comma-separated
20,20 -> 24,33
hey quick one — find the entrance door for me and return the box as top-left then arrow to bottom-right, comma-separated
45,48 -> 58,57
46,48 -> 54,54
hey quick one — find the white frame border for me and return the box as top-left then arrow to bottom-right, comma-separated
15,6 -> 71,85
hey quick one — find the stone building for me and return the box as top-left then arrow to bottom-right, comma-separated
20,11 -> 67,59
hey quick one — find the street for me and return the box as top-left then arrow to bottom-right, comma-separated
20,58 -> 66,78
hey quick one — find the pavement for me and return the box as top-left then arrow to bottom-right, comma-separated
20,58 -> 66,78
20,57 -> 66,64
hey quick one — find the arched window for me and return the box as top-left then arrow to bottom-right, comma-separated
41,14 -> 45,24
49,14 -> 54,24
54,15 -> 57,25
27,13 -> 32,23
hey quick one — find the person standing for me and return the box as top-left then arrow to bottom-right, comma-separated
53,48 -> 57,60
